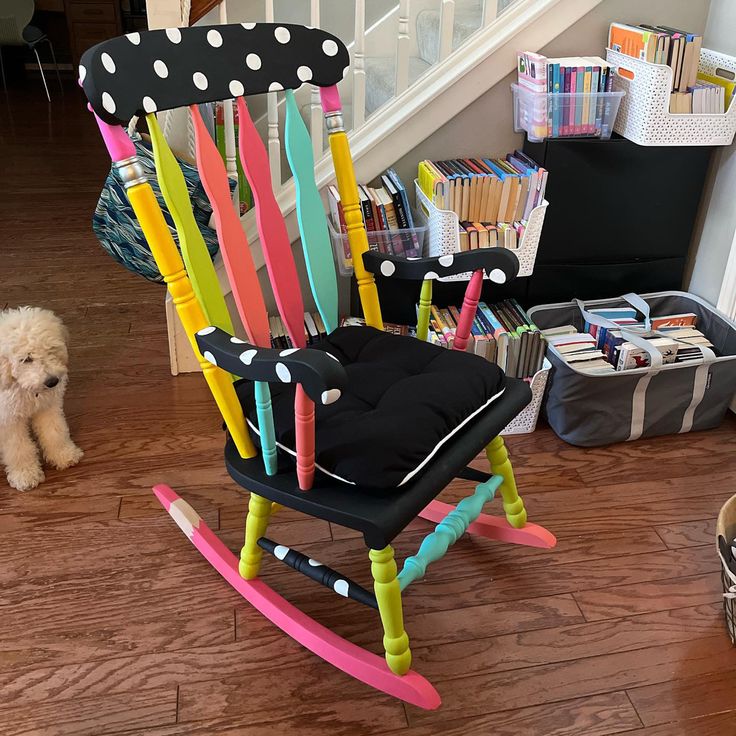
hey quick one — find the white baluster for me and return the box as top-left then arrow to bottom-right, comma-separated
310,0 -> 323,159
396,0 -> 410,95
265,0 -> 281,185
219,0 -> 239,212
353,0 -> 366,128
438,0 -> 455,61
483,0 -> 499,27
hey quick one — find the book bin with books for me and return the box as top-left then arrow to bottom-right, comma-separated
415,182 -> 547,280
608,47 -> 736,146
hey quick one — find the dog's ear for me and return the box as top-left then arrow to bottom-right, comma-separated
0,355 -> 13,389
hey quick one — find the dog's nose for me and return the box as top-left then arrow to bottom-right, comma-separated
44,376 -> 59,388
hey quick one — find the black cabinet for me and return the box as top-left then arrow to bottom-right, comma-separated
522,135 -> 712,304
351,135 -> 713,322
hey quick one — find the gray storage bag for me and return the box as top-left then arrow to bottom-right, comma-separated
528,291 -> 736,446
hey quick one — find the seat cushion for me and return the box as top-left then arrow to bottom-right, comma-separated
235,326 -> 509,489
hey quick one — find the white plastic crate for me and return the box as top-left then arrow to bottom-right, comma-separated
415,180 -> 547,281
501,359 -> 550,435
607,47 -> 736,146
511,83 -> 625,142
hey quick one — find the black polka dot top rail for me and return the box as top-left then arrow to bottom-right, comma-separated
80,23 -> 350,126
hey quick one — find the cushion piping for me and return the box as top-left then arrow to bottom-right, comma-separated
245,386 -> 506,488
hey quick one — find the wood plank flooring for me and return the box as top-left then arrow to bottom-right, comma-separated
2,86 -> 736,736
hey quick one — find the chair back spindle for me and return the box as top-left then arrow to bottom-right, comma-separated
452,269 -> 484,352
284,89 -> 339,334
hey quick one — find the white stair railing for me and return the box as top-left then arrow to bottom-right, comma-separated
208,0 -> 520,195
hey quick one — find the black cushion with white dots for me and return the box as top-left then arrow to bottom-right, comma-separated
80,23 -> 350,126
235,326 -> 508,489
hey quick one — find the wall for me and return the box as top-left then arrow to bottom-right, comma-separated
686,0 -> 736,306
391,0 -> 711,189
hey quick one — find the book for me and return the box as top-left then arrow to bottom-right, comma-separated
616,337 -> 679,370
517,51 -> 549,139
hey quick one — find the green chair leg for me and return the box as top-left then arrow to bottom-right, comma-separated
486,435 -> 527,528
369,545 -> 412,675
239,492 -> 273,580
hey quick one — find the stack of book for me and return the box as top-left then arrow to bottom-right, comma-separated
607,23 -> 731,114
417,151 -> 547,250
268,311 -> 329,349
542,310 -> 715,373
327,168 -> 420,265
517,52 -> 615,139
341,301 -> 545,380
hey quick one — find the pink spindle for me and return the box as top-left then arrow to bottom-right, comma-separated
295,386 -> 315,491
453,269 -> 483,352
89,105 -> 135,162
319,84 -> 342,113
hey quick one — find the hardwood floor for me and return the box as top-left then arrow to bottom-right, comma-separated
2,86 -> 736,736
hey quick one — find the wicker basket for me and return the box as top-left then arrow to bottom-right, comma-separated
415,181 -> 547,281
717,493 -> 736,645
501,359 -> 550,436
607,47 -> 736,147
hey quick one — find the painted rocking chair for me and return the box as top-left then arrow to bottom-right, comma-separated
80,22 -> 556,710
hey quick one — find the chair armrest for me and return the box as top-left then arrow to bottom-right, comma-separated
362,249 -> 519,283
195,327 -> 348,405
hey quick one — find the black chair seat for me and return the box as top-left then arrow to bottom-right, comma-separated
226,372 -> 532,549
235,326 -> 511,489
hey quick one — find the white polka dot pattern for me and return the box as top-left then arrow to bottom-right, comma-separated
380,260 -> 396,277
274,545 -> 290,560
489,268 -> 506,284
197,326 -> 216,336
101,92 -> 116,114
240,349 -> 257,365
274,26 -> 290,44
438,254 -> 454,267
230,336 -> 246,344
101,53 -> 116,73
333,579 -> 349,597
275,363 -> 291,382
203,351 -> 217,366
229,80 -> 245,97
207,29 -> 223,47
280,348 -> 299,356
81,24 -> 349,125
321,388 -> 342,405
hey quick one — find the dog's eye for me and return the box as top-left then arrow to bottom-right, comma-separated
22,356 -> 33,364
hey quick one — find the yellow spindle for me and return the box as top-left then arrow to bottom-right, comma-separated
486,435 -> 527,528
369,545 -> 411,675
416,278 -> 433,341
239,492 -> 273,579
126,182 -> 256,459
327,129 -> 383,330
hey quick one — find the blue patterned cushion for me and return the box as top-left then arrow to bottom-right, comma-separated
92,135 -> 231,283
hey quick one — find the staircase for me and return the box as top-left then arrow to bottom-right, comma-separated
167,0 -> 606,373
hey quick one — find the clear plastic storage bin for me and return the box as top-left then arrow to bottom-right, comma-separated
327,215 -> 428,277
512,83 -> 625,142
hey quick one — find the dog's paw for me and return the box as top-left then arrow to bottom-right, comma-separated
48,443 -> 84,470
7,465 -> 45,492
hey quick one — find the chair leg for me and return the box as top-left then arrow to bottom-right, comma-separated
0,46 -> 7,93
369,545 -> 411,676
32,47 -> 50,102
45,39 -> 63,93
486,435 -> 527,528
239,492 -> 273,580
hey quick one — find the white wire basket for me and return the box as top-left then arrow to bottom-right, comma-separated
501,359 -> 550,435
415,181 -> 547,281
607,47 -> 736,146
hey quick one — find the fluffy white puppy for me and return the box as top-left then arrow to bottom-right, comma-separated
0,307 -> 83,491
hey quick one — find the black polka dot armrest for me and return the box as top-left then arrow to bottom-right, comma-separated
195,327 -> 348,406
80,23 -> 350,126
361,249 -> 520,285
